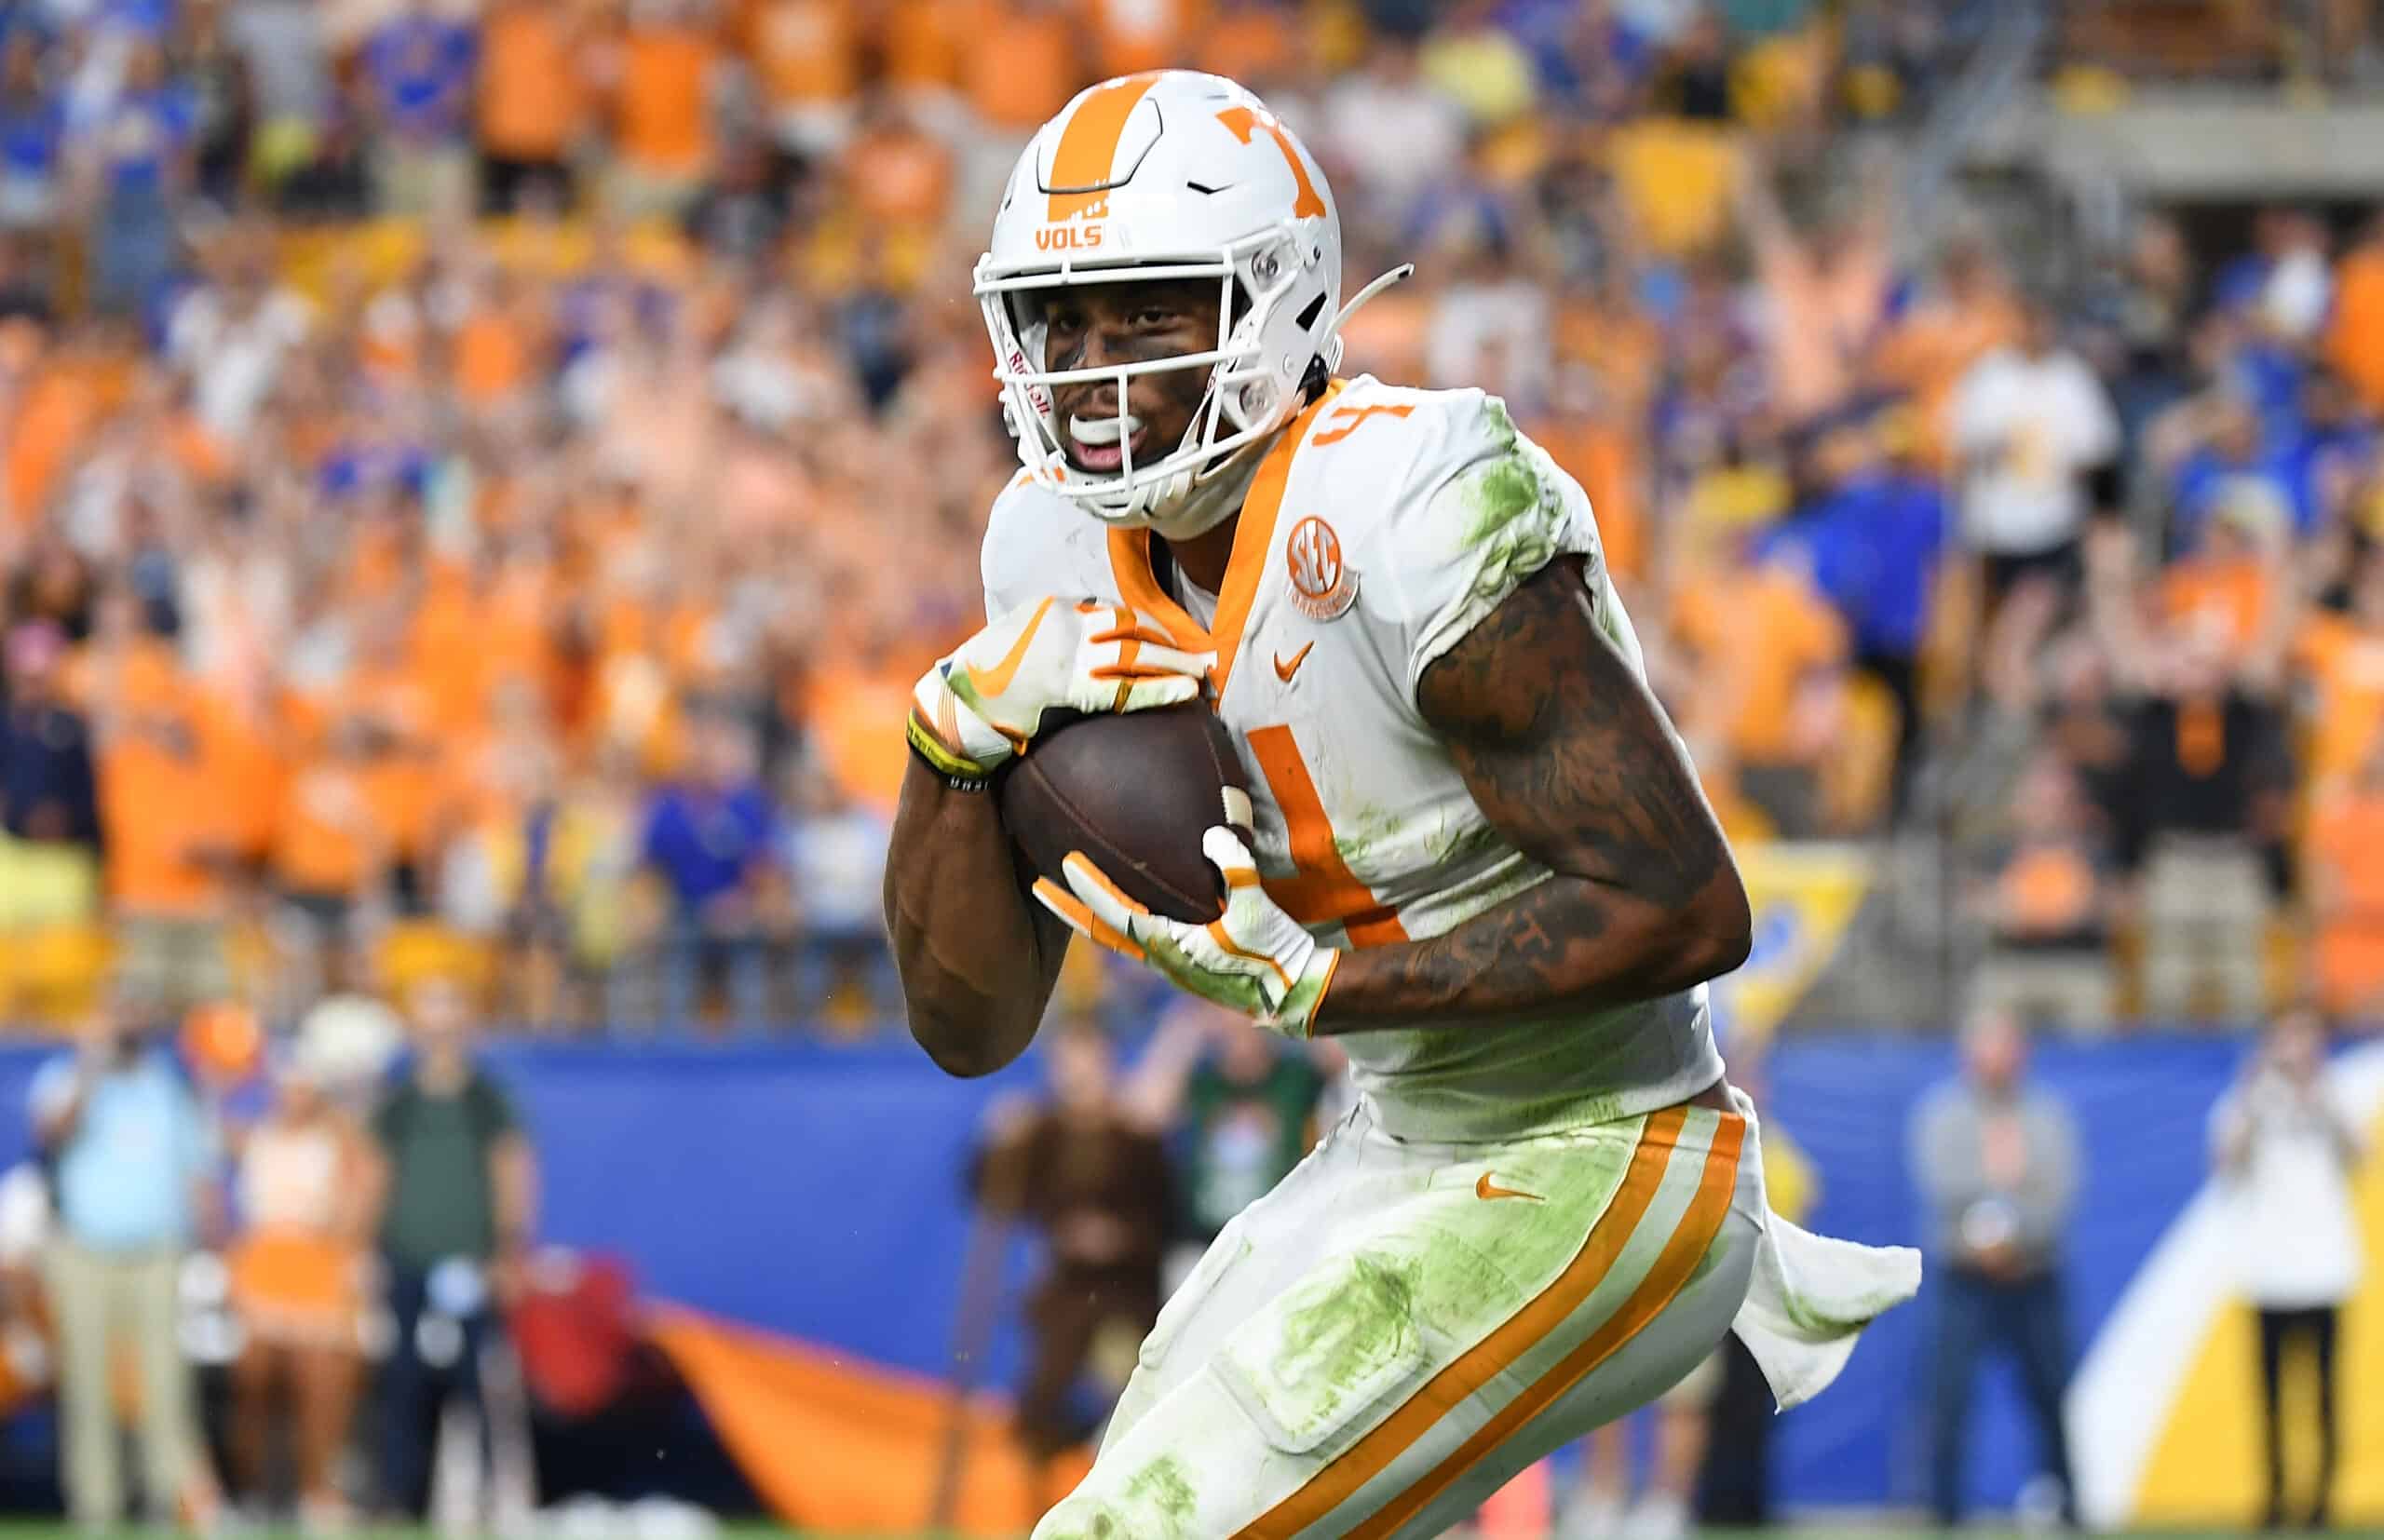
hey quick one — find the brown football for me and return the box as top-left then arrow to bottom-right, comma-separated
999,705 -> 1254,925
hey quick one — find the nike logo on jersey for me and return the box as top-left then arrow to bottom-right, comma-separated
1475,1172 -> 1542,1203
1273,642 -> 1315,682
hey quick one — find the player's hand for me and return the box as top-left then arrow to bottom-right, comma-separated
1032,827 -> 1337,1038
909,597 -> 1213,779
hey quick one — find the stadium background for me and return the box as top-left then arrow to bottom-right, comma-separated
0,0 -> 2381,1533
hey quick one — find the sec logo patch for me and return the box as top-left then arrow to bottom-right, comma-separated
1286,516 -> 1358,620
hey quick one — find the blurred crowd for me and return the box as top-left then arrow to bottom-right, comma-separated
0,0 -> 2379,1034
2,977 -> 543,1533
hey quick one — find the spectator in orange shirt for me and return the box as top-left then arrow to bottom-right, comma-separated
1872,232 -> 2023,470
2162,490 -> 2292,669
605,0 -> 725,221
879,0 -> 965,113
2327,213 -> 2384,415
477,0 -> 589,213
225,1042 -> 373,1530
81,586 -> 237,1015
2295,539 -> 2384,796
2306,728 -> 2384,1018
5,330 -> 107,530
840,93 -> 951,237
1734,142 -> 1894,430
1084,0 -> 1202,79
741,0 -> 859,156
450,263 -> 544,412
1971,751 -> 2117,1029
269,703 -> 394,1023
957,0 -> 1083,213
1199,0 -> 1296,87
1667,530 -> 1852,838
964,0 -> 1081,130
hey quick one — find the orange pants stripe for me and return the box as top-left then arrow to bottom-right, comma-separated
1344,1110 -> 1747,1537
1234,1105 -> 1706,1539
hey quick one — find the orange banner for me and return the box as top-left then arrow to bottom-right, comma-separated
645,1305 -> 1090,1535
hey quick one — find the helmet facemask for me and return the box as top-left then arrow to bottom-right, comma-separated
976,224 -> 1331,539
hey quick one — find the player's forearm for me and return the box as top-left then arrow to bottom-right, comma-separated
1310,865 -> 1750,1035
885,758 -> 1062,1076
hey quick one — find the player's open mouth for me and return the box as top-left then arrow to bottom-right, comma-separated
1067,413 -> 1147,473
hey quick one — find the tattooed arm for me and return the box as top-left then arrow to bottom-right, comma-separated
1310,556 -> 1751,1034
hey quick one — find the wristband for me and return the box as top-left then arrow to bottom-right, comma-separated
907,710 -> 995,793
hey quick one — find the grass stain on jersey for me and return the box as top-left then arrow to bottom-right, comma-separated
1039,1456 -> 1197,1540
1458,446 -> 1565,609
1329,801 -> 1407,871
1243,1250 -> 1424,1447
1143,930 -> 1269,1018
1482,395 -> 1523,452
1123,1457 -> 1198,1530
1422,811 -> 1512,873
1445,1133 -> 1639,1293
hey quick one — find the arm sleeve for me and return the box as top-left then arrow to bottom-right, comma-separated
1375,395 -> 1615,704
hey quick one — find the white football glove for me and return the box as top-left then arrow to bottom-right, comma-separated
908,597 -> 1214,781
1032,827 -> 1339,1038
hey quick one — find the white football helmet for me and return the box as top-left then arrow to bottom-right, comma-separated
976,71 -> 1399,538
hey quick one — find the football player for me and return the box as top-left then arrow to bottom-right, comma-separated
886,70 -> 1919,1537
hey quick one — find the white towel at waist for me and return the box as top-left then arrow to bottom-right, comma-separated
1726,1087 -> 1925,1411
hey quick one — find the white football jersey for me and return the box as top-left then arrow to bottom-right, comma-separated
982,375 -> 1724,1141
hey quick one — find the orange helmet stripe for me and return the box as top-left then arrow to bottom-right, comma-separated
1046,74 -> 1164,222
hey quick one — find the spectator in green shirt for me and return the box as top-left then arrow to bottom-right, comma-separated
362,976 -> 537,1520
1128,1001 -> 1326,1296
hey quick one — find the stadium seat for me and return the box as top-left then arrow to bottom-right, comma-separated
0,925 -> 115,1027
377,923 -> 498,1005
1607,121 -> 1741,256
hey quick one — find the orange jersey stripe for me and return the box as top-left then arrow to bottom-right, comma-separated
1206,381 -> 1338,696
1045,74 -> 1162,221
1234,1105 -> 1692,1538
1246,723 -> 1411,947
1343,1109 -> 1746,1538
1102,380 -> 1346,692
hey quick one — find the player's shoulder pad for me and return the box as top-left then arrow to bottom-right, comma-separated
981,470 -> 1111,623
1334,385 -> 1604,634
